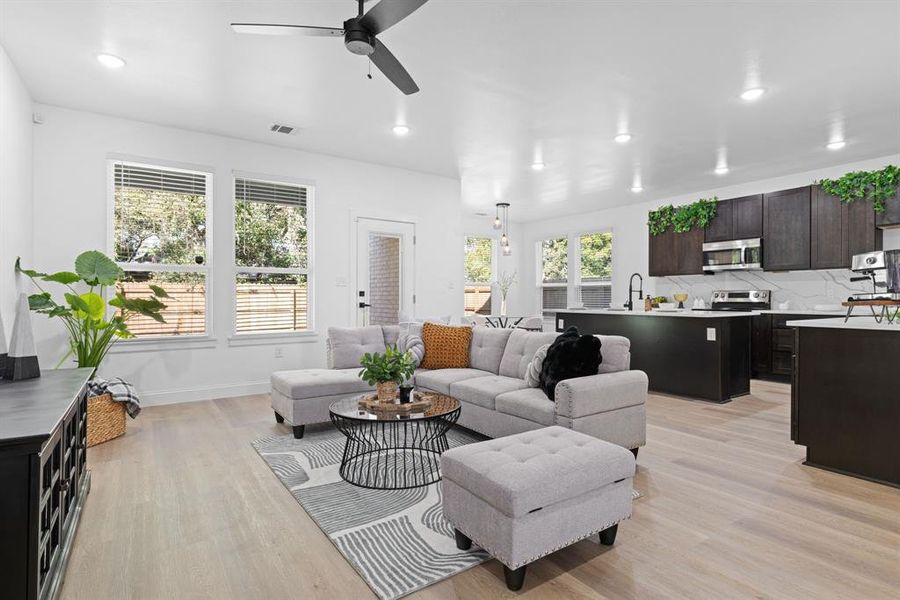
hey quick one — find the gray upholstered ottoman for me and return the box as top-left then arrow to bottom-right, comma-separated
441,426 -> 635,591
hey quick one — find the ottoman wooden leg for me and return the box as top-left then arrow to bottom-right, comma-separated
454,529 -> 472,550
599,523 -> 618,546
292,425 -> 305,439
274,411 -> 285,424
503,565 -> 527,591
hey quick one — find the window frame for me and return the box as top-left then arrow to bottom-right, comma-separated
230,170 -> 316,339
535,229 -> 614,313
463,234 -> 498,315
575,230 -> 614,309
106,157 -> 215,343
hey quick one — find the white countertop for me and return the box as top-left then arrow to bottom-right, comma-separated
557,308 -> 847,318
558,309 -> 752,319
786,316 -> 900,332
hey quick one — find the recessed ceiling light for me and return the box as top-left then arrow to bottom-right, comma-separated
614,133 -> 632,143
740,87 -> 766,101
392,124 -> 409,136
531,162 -> 545,171
714,166 -> 730,175
826,140 -> 846,150
631,185 -> 643,193
96,53 -> 126,69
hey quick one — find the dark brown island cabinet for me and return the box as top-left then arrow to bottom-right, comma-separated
751,313 -> 839,380
556,311 -> 751,403
0,368 -> 94,600
792,322 -> 900,487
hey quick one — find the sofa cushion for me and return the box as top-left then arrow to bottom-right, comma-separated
420,323 -> 473,369
597,335 -> 631,373
441,426 -> 636,517
382,325 -> 400,348
450,375 -> 529,410
498,329 -> 559,379
469,327 -> 513,374
327,326 -> 389,369
271,368 -> 371,399
495,388 -> 556,425
415,368 -> 493,395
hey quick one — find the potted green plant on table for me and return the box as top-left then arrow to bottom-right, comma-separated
17,250 -> 169,445
359,345 -> 417,401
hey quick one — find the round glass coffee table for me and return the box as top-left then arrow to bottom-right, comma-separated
329,391 -> 461,490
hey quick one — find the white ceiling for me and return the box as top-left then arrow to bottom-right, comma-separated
2,1 -> 899,222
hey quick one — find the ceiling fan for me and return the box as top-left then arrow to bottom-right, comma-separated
231,0 -> 429,95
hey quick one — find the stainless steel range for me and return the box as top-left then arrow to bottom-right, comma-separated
709,289 -> 772,312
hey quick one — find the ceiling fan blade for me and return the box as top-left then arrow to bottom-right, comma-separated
359,0 -> 429,35
230,23 -> 344,37
370,39 -> 419,95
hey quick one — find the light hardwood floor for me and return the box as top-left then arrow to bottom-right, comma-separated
61,380 -> 900,600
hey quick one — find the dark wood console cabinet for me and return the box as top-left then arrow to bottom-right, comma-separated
0,368 -> 93,600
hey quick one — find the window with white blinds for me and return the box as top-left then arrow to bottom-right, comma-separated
536,232 -> 614,313
111,160 -> 211,337
234,175 -> 313,335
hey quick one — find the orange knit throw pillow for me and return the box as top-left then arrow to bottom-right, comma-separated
420,322 -> 472,370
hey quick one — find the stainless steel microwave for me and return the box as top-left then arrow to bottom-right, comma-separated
702,238 -> 762,272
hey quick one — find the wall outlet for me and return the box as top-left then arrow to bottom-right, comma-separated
706,327 -> 716,342
274,347 -> 283,358
558,318 -> 564,329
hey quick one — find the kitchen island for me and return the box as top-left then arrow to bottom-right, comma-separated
556,309 -> 751,403
788,316 -> 899,487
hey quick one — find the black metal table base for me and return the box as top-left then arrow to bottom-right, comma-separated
330,409 -> 460,490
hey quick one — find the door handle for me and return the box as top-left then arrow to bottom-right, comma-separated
359,302 -> 371,308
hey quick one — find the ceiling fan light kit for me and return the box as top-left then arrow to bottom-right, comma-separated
232,0 -> 429,95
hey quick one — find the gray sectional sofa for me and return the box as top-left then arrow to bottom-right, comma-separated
270,325 -> 648,453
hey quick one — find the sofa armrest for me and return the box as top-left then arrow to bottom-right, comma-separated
554,370 -> 649,419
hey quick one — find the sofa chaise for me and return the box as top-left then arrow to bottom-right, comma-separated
270,326 -> 648,454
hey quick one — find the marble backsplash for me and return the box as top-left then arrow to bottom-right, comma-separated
655,269 -> 873,310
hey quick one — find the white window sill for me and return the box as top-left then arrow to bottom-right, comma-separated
108,336 -> 218,354
227,331 -> 319,347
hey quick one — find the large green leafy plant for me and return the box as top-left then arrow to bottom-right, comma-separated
358,345 -> 416,386
818,165 -> 899,212
17,250 -> 169,369
648,197 -> 718,236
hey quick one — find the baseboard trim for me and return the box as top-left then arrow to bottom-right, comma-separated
141,380 -> 270,406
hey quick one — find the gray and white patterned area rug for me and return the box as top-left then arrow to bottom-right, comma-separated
252,426 -> 643,600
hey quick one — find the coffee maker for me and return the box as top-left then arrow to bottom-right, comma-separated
848,250 -> 900,301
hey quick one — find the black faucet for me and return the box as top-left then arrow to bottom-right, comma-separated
626,273 -> 644,311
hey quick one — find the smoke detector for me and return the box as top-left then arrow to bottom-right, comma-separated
269,123 -> 296,135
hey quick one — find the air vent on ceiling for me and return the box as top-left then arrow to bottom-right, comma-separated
269,123 -> 296,135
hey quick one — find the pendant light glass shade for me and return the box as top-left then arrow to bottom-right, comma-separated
491,202 -> 512,256
502,244 -> 511,256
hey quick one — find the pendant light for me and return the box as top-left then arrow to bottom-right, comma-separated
494,202 -> 511,256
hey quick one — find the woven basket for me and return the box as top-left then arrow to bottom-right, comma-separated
87,393 -> 126,447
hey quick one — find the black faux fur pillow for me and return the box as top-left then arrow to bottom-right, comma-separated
539,326 -> 603,401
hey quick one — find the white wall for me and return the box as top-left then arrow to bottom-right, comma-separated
32,105 -> 462,404
0,44 -> 34,333
519,154 -> 900,312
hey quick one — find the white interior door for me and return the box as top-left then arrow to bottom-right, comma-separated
356,218 -> 415,326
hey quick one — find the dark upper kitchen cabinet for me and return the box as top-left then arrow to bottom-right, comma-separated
649,228 -> 703,276
675,228 -> 704,275
704,199 -> 733,242
732,194 -> 764,239
763,186 -> 811,271
705,195 -> 763,243
874,184 -> 900,228
649,229 -> 676,276
811,185 -> 882,270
